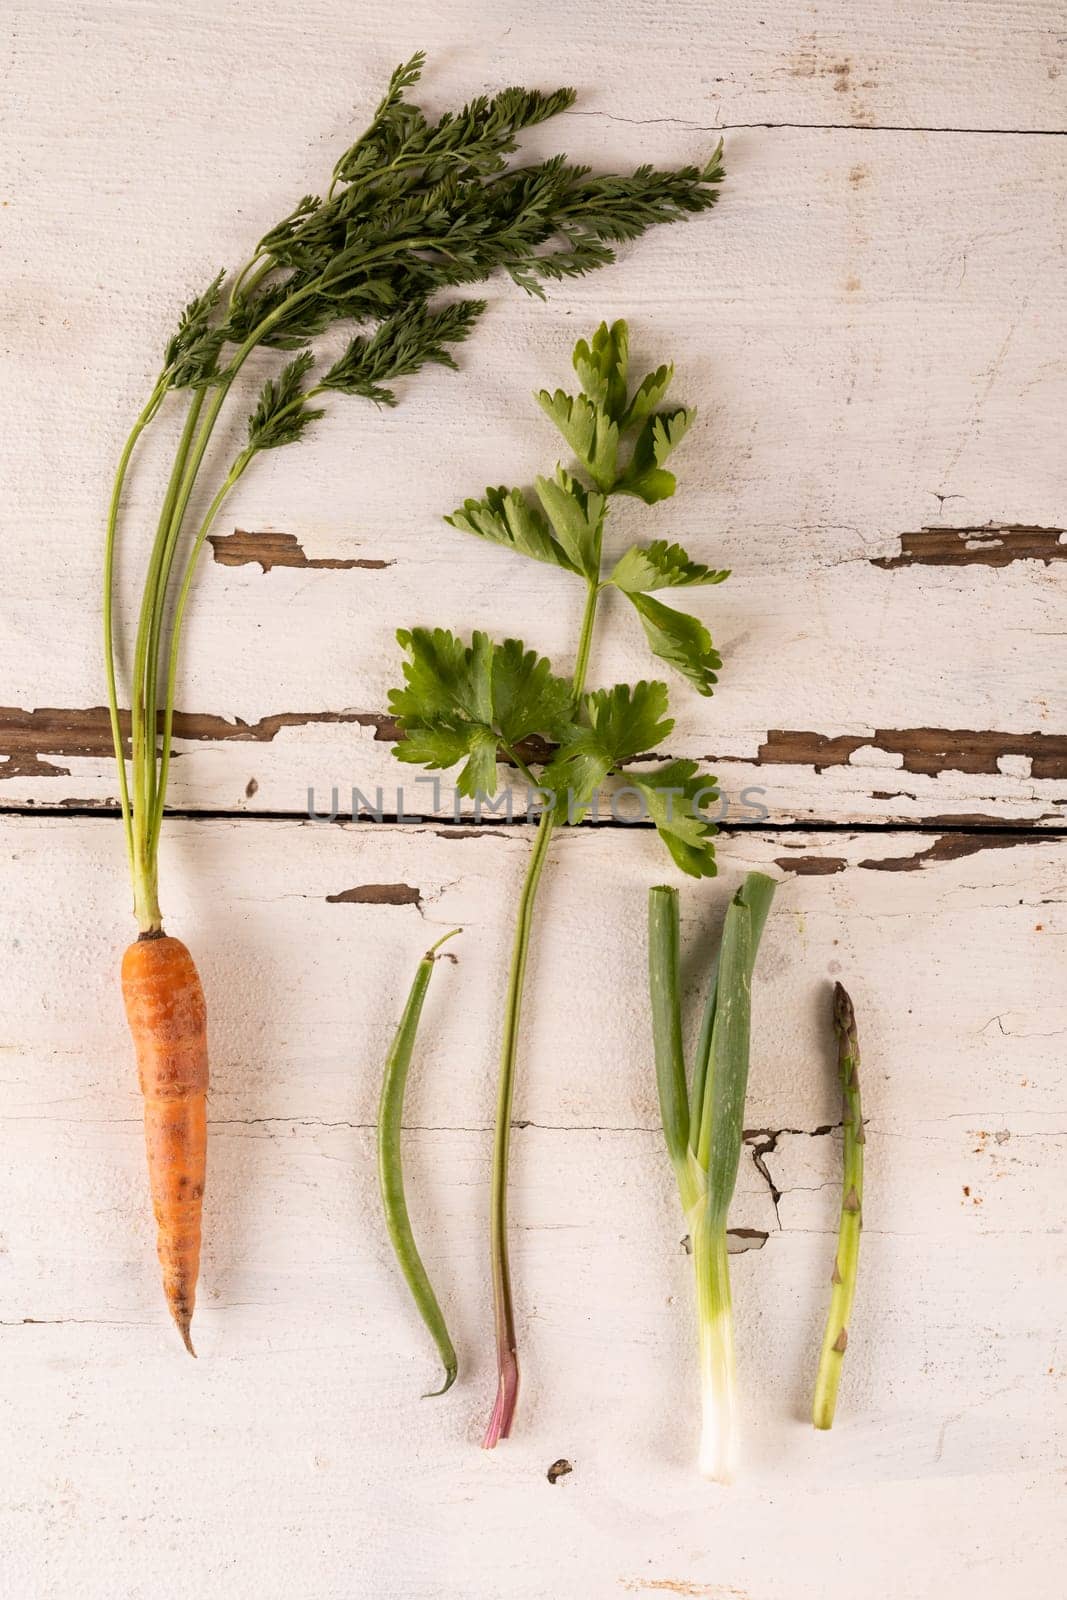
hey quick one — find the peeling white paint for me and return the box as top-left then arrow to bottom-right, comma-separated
2,1 -> 1066,1595
0,816 -> 1064,1595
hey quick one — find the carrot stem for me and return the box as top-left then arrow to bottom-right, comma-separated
120,282 -> 320,928
150,448 -> 254,852
141,387 -> 207,819
103,375 -> 170,879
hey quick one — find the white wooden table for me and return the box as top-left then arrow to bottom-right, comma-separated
2,5 -> 1065,1597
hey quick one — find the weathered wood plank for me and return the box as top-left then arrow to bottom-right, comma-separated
9,0 -> 1067,143
2,4 -> 1065,1592
0,818 -> 1062,1596
2,19 -> 1065,823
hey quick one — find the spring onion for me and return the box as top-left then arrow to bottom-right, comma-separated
649,873 -> 777,1480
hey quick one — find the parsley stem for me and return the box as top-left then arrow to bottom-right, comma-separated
500,744 -> 540,791
483,803 -> 556,1448
483,571 -> 602,1447
571,577 -> 600,701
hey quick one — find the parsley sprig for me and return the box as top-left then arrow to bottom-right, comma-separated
388,323 -> 728,1442
103,53 -> 724,935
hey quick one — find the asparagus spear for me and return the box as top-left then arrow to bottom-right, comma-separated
812,981 -> 865,1429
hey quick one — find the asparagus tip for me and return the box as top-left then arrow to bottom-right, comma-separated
832,980 -> 855,1036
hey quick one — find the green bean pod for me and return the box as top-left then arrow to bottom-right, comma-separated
378,929 -> 461,1396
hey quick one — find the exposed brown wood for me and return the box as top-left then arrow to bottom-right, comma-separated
774,855 -> 848,875
207,529 -> 393,573
858,832 -> 1042,872
758,728 -> 1067,779
435,828 -> 504,840
727,1227 -> 769,1252
0,706 -> 399,781
873,524 -> 1067,570
324,883 -> 422,907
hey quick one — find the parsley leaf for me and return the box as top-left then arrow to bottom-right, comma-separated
622,363 -> 674,428
628,760 -> 720,877
533,468 -> 605,578
490,637 -> 576,747
543,680 -> 674,808
535,389 -> 619,491
625,592 -> 722,696
611,539 -> 730,592
572,320 -> 629,421
445,486 -> 578,572
391,626 -> 492,725
389,628 -> 573,796
616,408 -> 695,503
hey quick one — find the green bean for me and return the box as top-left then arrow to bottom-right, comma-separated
378,930 -> 461,1396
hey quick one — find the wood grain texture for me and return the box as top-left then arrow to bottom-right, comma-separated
1,817 -> 1064,1597
2,2 -> 1066,1595
1,6 -> 1065,823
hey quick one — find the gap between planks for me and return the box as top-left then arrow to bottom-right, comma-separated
1,805 -> 1063,840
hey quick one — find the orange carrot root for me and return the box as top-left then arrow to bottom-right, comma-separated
121,935 -> 208,1356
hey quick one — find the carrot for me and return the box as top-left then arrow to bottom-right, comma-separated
121,935 -> 208,1355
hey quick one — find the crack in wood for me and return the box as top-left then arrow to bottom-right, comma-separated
0,1316 -> 155,1329
568,109 -> 1067,138
872,524 -> 1067,570
619,1575 -> 747,1597
744,1125 -> 843,1226
207,529 -> 393,573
